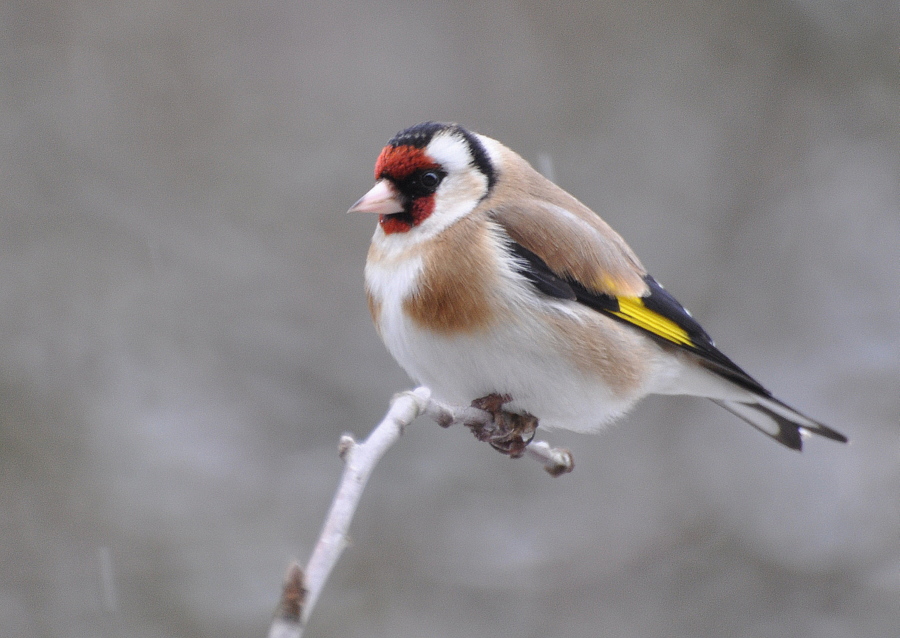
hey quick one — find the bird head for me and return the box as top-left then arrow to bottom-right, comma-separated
349,122 -> 496,238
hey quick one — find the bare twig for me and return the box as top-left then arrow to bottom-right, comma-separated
304,387 -> 430,624
267,386 -> 574,636
525,440 -> 575,476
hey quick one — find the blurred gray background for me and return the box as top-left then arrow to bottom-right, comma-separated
2,1 -> 898,636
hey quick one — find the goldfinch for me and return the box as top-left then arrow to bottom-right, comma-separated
350,122 -> 847,451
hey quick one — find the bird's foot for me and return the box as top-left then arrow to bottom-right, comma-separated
467,393 -> 538,459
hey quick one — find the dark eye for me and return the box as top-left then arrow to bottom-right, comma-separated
419,170 -> 441,189
398,169 -> 444,198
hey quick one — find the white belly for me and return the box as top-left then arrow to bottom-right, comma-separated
377,292 -> 659,433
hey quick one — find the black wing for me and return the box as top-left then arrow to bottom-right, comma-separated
509,241 -> 768,396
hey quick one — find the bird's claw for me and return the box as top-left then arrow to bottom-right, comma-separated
467,394 -> 538,459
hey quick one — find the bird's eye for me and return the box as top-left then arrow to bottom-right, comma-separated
399,169 -> 444,197
419,170 -> 442,189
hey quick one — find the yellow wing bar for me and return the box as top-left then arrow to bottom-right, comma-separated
610,296 -> 693,347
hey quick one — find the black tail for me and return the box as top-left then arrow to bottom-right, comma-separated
712,397 -> 848,451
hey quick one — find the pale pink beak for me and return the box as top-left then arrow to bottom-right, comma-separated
347,180 -> 405,215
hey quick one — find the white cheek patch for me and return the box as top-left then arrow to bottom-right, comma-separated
426,132 -> 474,173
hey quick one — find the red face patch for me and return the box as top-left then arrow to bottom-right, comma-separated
379,214 -> 413,234
378,195 -> 436,234
374,144 -> 441,235
375,145 -> 439,181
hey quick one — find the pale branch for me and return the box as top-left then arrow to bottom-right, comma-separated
267,386 -> 574,637
525,440 -> 576,477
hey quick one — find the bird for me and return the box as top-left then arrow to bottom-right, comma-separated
349,121 -> 847,452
